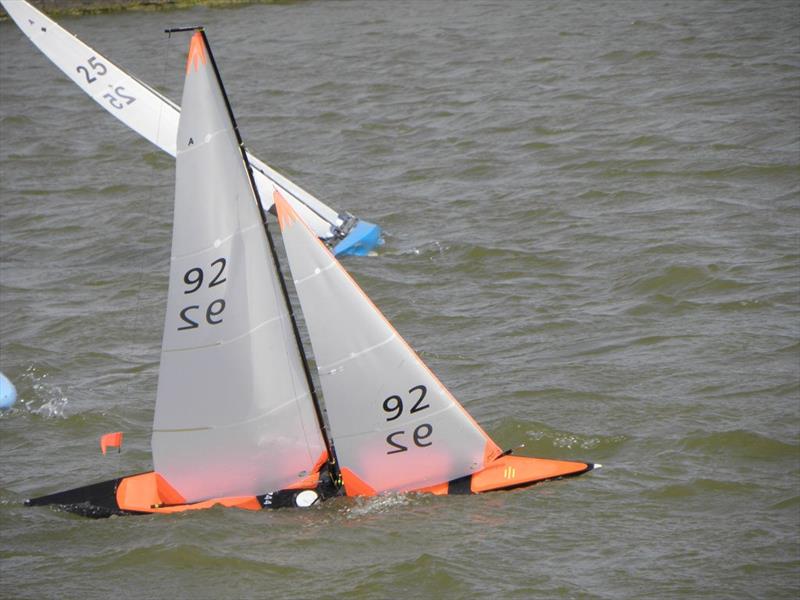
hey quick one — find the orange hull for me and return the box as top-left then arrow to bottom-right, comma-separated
468,455 -> 594,494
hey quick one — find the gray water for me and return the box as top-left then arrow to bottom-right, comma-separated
1,1 -> 798,598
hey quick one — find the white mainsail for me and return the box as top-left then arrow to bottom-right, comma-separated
273,190 -> 502,494
0,0 -> 345,241
151,33 -> 326,502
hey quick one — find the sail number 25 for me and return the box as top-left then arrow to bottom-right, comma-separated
75,56 -> 137,110
177,258 -> 227,331
382,385 -> 434,454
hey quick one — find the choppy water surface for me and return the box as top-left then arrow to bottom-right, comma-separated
1,1 -> 798,598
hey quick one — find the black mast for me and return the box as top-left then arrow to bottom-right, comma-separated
175,27 -> 341,488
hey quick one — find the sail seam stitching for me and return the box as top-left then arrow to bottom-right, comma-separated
153,390 -> 312,433
162,311 -> 289,353
170,222 -> 261,261
292,260 -> 336,285
317,333 -> 396,373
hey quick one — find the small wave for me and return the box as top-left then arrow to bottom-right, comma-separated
1,115 -> 34,126
490,417 -> 626,454
141,151 -> 172,170
334,552 -> 467,598
100,543 -> 302,576
627,264 -> 751,296
643,478 -> 759,500
535,431 -> 626,452
771,495 -> 800,510
342,493 -> 414,518
396,240 -> 450,260
691,164 -> 800,180
599,49 -> 659,62
682,430 -> 797,460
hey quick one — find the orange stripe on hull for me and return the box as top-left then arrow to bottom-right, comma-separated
413,481 -> 450,496
145,495 -> 263,514
340,467 -> 377,497
116,472 -> 184,510
116,472 -> 261,513
469,455 -> 592,494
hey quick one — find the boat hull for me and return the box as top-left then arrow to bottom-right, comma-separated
24,469 -> 336,518
414,455 -> 596,496
25,456 -> 594,516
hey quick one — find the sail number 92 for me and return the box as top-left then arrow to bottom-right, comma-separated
382,385 -> 433,454
178,258 -> 227,331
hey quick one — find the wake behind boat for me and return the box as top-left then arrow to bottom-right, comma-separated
24,29 -> 595,517
0,0 -> 382,257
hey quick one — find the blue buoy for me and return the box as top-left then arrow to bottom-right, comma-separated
0,372 -> 17,409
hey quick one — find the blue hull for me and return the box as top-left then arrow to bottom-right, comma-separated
332,220 -> 383,257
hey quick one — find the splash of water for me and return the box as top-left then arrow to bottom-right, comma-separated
18,366 -> 69,419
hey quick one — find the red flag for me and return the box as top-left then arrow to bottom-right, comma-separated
100,432 -> 123,455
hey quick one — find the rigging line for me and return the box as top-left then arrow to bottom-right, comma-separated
119,31 -> 174,434
197,30 -> 341,482
248,159 -> 342,229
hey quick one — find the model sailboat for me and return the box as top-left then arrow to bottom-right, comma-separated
25,30 -> 594,517
0,0 -> 381,256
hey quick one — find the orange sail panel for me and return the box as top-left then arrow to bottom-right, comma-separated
185,31 -> 207,73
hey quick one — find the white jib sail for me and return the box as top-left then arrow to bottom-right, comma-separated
273,191 -> 502,494
0,0 -> 341,240
151,33 -> 326,502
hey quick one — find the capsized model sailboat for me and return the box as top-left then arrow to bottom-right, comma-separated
0,0 -> 381,257
24,30 -> 595,518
